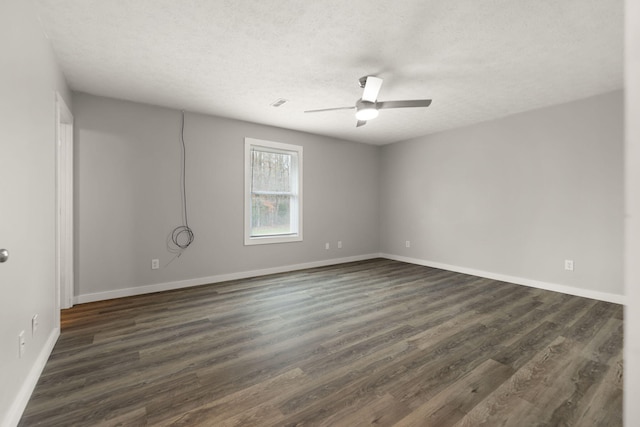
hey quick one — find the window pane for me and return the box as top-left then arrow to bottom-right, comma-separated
251,194 -> 292,236
251,150 -> 293,193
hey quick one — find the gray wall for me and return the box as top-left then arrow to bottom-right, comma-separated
0,0 -> 72,424
624,0 -> 640,421
73,93 -> 379,300
380,91 -> 624,295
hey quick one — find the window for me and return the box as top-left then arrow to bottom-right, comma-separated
244,138 -> 302,245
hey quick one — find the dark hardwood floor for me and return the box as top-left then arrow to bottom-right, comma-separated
19,259 -> 623,426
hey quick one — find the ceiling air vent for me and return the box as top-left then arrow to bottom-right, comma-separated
270,98 -> 288,107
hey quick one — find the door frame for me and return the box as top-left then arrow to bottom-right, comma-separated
56,93 -> 74,312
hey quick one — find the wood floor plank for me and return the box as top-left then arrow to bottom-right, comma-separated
492,320 -> 562,370
452,336 -> 574,426
155,368 -> 308,426
92,407 -> 147,427
318,393 -> 411,427
393,359 -> 514,427
18,258 -> 623,426
572,351 -> 623,427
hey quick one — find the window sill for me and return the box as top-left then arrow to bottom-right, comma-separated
244,234 -> 303,246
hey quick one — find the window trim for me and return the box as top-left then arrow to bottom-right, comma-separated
244,137 -> 303,245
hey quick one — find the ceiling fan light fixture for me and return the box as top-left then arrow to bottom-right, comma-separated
355,105 -> 378,121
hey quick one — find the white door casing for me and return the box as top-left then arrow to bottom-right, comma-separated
56,93 -> 74,311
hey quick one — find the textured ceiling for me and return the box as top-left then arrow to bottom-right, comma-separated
33,0 -> 623,145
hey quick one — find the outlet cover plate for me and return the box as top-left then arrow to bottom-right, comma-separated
564,260 -> 574,271
32,314 -> 38,336
18,331 -> 25,358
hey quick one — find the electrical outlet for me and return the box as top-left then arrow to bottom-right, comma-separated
337,240 -> 342,249
18,331 -> 25,358
405,240 -> 411,248
151,259 -> 160,270
564,259 -> 574,271
325,243 -> 330,250
32,314 -> 38,336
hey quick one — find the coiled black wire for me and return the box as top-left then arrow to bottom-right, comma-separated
171,110 -> 194,250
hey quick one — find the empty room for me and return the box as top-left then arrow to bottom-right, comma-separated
2,0 -> 640,426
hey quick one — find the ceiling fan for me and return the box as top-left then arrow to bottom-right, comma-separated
304,76 -> 432,127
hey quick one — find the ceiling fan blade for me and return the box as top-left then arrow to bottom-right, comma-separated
356,120 -> 367,127
378,99 -> 432,109
304,106 -> 354,113
361,76 -> 383,102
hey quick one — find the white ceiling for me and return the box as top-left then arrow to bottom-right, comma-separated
33,0 -> 623,145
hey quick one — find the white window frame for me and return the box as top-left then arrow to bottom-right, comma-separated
244,137 -> 303,245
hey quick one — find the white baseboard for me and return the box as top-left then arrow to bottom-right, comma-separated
380,253 -> 625,305
4,327 -> 60,427
74,253 -> 380,304
74,252 -> 625,306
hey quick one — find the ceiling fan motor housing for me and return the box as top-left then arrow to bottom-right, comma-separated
355,99 -> 378,120
356,99 -> 376,110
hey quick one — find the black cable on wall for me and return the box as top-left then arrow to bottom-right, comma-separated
171,110 -> 194,251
